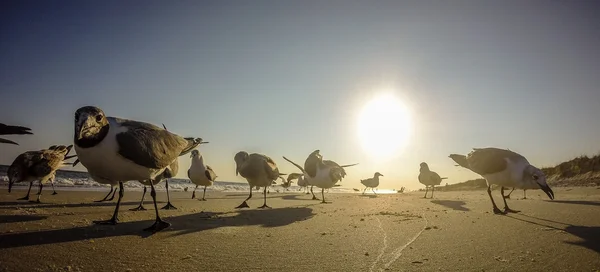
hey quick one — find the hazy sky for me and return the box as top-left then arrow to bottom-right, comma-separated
1,1 -> 599,189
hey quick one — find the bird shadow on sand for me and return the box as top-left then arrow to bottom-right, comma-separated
506,214 -> 600,253
430,200 -> 470,211
0,214 -> 48,223
0,206 -> 315,249
0,201 -> 163,210
543,200 -> 600,207
280,194 -> 316,201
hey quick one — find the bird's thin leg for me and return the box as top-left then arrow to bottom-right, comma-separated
18,181 -> 33,200
258,186 -> 271,209
523,189 -> 527,199
236,185 -> 252,208
423,186 -> 429,198
94,182 -> 124,225
94,185 -> 114,202
51,179 -> 58,195
311,185 -> 319,200
30,182 -> 43,203
503,187 -> 514,199
129,186 -> 147,211
321,188 -> 328,204
143,181 -> 171,233
431,185 -> 435,198
201,186 -> 207,201
161,179 -> 177,210
373,188 -> 377,195
107,186 -> 117,201
362,187 -> 367,195
488,185 -> 504,214
192,185 -> 198,199
501,187 -> 520,213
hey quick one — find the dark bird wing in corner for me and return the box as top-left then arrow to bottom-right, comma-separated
0,123 -> 33,145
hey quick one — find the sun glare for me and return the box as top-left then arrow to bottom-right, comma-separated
357,93 -> 411,160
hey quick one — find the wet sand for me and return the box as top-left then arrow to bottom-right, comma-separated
0,187 -> 599,271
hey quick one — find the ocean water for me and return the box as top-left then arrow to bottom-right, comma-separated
0,175 -> 405,194
0,175 -> 401,194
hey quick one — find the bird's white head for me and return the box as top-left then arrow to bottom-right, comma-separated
374,172 -> 384,177
234,151 -> 249,176
523,165 -> 554,200
190,149 -> 201,158
74,106 -> 109,142
419,162 -> 430,172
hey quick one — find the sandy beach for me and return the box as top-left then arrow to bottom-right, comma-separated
0,187 -> 598,272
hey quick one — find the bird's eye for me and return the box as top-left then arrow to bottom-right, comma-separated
95,115 -> 103,122
533,175 -> 539,181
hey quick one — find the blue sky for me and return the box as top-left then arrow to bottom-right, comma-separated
1,1 -> 599,189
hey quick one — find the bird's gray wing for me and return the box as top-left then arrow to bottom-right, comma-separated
304,153 -> 320,178
205,165 -> 217,181
324,160 -> 348,179
114,118 -> 200,169
467,148 -> 526,175
0,123 -> 33,135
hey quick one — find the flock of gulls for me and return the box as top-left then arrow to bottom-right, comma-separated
1,106 -> 555,233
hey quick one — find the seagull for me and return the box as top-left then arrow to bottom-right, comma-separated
72,106 -> 202,232
188,149 -> 216,201
449,147 -> 555,214
287,173 -> 308,193
7,145 -> 74,202
361,172 -> 384,195
283,150 -> 358,203
418,162 -> 447,198
0,123 -> 33,145
234,151 -> 284,209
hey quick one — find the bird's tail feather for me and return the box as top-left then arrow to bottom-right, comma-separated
0,138 -> 18,145
283,156 -> 307,175
0,125 -> 33,135
449,154 -> 470,170
179,138 -> 202,157
341,163 -> 359,168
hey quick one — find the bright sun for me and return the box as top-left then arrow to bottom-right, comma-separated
357,93 -> 412,159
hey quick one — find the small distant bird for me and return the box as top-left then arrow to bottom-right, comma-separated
234,151 -> 284,209
72,106 -> 202,232
7,145 -> 74,202
284,150 -> 358,203
361,172 -> 384,195
286,172 -> 305,192
449,147 -> 554,214
353,188 -> 360,192
132,158 -> 179,211
188,149 -> 216,201
72,158 -> 119,202
418,162 -> 447,198
0,123 -> 33,145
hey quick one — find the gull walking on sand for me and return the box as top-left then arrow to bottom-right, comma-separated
284,150 -> 358,203
234,151 -> 285,209
188,149 -> 216,201
286,173 -> 306,192
0,123 -> 33,145
72,106 -> 202,232
361,172 -> 383,195
7,145 -> 75,202
449,147 -> 554,214
418,162 -> 446,198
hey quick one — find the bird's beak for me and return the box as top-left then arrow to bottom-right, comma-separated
200,141 -> 209,144
8,180 -> 13,193
538,182 -> 555,200
190,153 -> 194,158
77,117 -> 95,140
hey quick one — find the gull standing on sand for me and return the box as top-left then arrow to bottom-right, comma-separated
0,123 -> 33,145
418,162 -> 446,198
7,145 -> 75,202
449,147 -> 555,214
361,172 -> 384,195
287,173 -> 308,193
188,149 -> 216,201
72,106 -> 202,232
284,150 -> 358,203
234,151 -> 284,209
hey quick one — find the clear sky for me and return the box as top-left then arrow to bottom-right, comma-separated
1,0 -> 599,190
